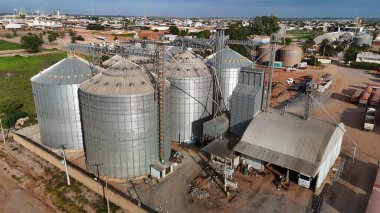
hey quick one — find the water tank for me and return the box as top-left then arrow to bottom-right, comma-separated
257,44 -> 282,64
79,59 -> 170,178
31,56 -> 97,150
278,45 -> 303,67
102,54 -> 123,68
354,34 -> 373,46
166,51 -> 213,143
208,48 -> 253,110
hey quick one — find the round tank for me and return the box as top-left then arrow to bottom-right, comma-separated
278,45 -> 303,67
31,56 -> 97,150
354,34 -> 373,46
219,49 -> 252,110
102,54 -> 123,68
79,59 -> 170,178
257,44 -> 282,64
166,51 -> 213,143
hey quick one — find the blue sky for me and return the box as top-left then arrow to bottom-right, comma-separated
0,0 -> 378,18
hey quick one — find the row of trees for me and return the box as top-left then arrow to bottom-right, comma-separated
168,26 -> 212,38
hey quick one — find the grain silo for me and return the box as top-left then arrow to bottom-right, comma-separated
278,44 -> 303,67
257,44 -> 282,64
209,48 -> 253,110
354,34 -> 373,46
79,59 -> 171,178
102,54 -> 123,68
166,51 -> 213,143
31,56 -> 97,150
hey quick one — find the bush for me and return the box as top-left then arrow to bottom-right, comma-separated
350,61 -> 380,70
302,56 -> 321,66
48,32 -> 59,42
4,33 -> 14,38
87,24 -> 105,30
21,33 -> 44,53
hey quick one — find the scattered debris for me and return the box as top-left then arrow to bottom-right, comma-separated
189,186 -> 210,199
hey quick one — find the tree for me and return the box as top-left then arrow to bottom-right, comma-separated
251,16 -> 280,35
344,43 -> 372,63
372,31 -> 379,40
0,98 -> 27,128
48,32 -> 59,42
226,21 -> 251,57
303,38 -> 315,51
21,33 -> 44,53
319,39 -> 335,56
87,24 -> 105,30
169,26 -> 180,35
284,38 -> 292,45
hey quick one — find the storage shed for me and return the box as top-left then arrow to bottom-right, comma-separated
234,112 -> 345,190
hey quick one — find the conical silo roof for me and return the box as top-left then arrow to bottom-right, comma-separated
166,51 -> 211,78
31,56 -> 96,85
208,48 -> 252,69
102,54 -> 123,67
80,59 -> 155,96
280,44 -> 303,51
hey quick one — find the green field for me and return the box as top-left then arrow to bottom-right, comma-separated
0,39 -> 23,51
0,52 -> 67,124
287,30 -> 315,40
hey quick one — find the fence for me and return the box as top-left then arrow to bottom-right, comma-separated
13,133 -> 155,213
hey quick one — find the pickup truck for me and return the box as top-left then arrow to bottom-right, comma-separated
364,108 -> 376,131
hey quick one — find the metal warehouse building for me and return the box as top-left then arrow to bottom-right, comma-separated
234,112 -> 345,190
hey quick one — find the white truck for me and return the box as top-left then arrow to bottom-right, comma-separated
364,108 -> 376,131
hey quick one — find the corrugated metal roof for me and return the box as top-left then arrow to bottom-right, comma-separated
79,59 -> 156,96
102,54 -> 123,67
31,56 -> 96,85
201,137 -> 237,159
165,51 -> 211,78
234,112 -> 344,177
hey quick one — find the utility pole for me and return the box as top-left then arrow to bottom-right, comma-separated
59,144 -> 71,185
0,114 -> 5,143
106,180 -> 110,213
92,162 -> 106,201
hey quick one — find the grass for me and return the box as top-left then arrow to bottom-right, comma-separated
117,33 -> 135,38
0,52 -> 67,123
0,39 -> 23,51
287,29 -> 316,40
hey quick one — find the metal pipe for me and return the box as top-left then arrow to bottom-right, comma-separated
266,36 -> 277,112
59,145 -> 71,186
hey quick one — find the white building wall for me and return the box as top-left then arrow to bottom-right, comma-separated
240,154 -> 264,170
316,124 -> 344,189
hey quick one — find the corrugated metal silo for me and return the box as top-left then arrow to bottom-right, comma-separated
278,44 -> 303,67
79,59 -> 170,178
166,51 -> 213,143
208,48 -> 253,110
31,56 -> 97,150
354,34 -> 373,46
257,44 -> 282,64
